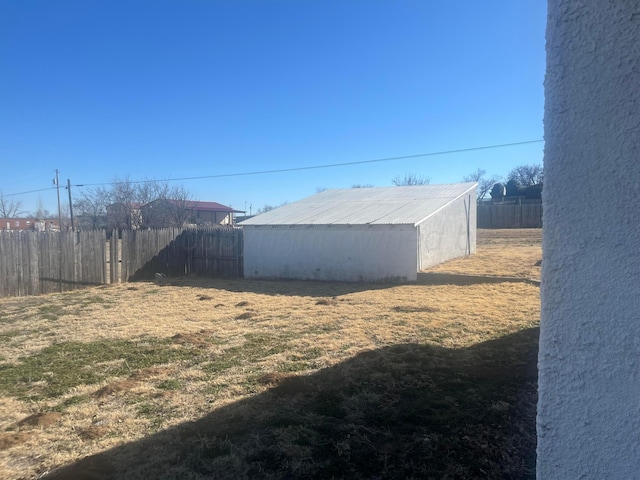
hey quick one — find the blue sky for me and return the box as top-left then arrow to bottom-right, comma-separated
1,1 -> 546,215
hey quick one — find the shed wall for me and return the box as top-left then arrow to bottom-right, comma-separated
243,225 -> 417,282
417,193 -> 476,270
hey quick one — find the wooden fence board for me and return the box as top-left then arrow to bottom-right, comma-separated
0,230 -> 107,298
0,227 -> 242,298
118,227 -> 243,281
477,203 -> 543,228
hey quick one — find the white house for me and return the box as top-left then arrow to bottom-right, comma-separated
240,183 -> 477,282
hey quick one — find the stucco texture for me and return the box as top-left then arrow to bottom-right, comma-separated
538,1 -> 640,478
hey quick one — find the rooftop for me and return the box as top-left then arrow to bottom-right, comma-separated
239,183 -> 476,226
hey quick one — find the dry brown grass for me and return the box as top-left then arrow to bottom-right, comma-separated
426,228 -> 542,280
0,229 -> 541,479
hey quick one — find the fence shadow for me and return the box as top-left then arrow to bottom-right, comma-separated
44,327 -> 538,480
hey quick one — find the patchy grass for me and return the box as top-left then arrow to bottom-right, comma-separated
0,339 -> 201,401
0,229 -> 540,480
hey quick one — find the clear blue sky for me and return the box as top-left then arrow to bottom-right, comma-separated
1,1 -> 546,215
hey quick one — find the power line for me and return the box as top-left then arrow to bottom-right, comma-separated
77,139 -> 544,187
2,186 -> 57,198
3,139 -> 543,195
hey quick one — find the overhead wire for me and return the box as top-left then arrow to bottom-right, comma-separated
3,139 -> 544,196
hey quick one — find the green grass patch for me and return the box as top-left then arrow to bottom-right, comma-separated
203,333 -> 290,375
156,379 -> 182,391
0,338 -> 202,400
52,394 -> 91,412
276,361 -> 310,372
0,330 -> 22,343
38,304 -> 66,320
136,401 -> 172,430
80,295 -> 109,305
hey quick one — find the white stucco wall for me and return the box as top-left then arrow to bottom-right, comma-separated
538,2 -> 640,478
417,193 -> 476,270
243,224 -> 418,282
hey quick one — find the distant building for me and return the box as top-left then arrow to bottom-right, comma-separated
141,199 -> 243,228
106,203 -> 143,230
107,200 -> 244,230
0,218 -> 59,231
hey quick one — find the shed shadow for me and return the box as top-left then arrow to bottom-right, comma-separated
155,276 -> 399,298
44,327 -> 538,480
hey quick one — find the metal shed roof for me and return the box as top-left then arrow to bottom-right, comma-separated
239,182 -> 477,226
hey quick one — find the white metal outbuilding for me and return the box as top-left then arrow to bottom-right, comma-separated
240,183 -> 477,282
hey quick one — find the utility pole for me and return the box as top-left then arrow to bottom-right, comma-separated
67,179 -> 75,231
54,169 -> 62,231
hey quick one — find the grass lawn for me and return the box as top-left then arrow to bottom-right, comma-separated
0,229 -> 541,479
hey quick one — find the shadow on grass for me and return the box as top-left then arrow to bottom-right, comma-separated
137,272 -> 540,299
417,272 -> 541,287
45,328 -> 539,480
151,276 -> 398,298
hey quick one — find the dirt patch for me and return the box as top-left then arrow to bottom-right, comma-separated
235,301 -> 250,307
235,312 -> 254,320
16,412 -> 63,428
93,379 -> 138,398
130,366 -> 173,381
0,432 -> 30,450
392,305 -> 439,313
171,332 -> 211,348
93,366 -> 174,398
316,298 -> 337,306
77,425 -> 109,441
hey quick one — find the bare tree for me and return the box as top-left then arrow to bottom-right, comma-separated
391,173 -> 430,186
0,193 -> 25,217
69,176 -> 196,230
351,184 -> 374,188
108,177 -> 175,229
257,201 -> 289,214
108,176 -> 139,229
507,164 -> 544,187
462,168 -> 502,201
73,186 -> 110,229
168,185 -> 196,227
32,197 -> 51,220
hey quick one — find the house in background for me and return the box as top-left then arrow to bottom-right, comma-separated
140,200 -> 243,228
107,199 -> 243,230
240,183 -> 477,282
106,202 -> 143,230
0,218 -> 59,231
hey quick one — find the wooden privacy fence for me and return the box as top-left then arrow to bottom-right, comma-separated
115,227 -> 243,282
0,227 -> 244,298
478,203 -> 543,228
0,230 -> 107,297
